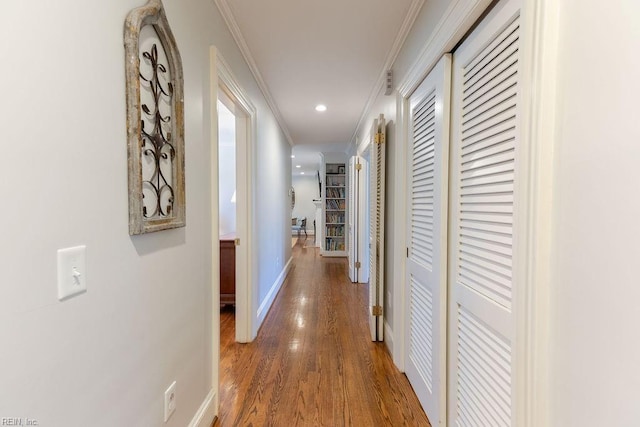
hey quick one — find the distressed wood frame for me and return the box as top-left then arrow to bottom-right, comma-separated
124,0 -> 185,235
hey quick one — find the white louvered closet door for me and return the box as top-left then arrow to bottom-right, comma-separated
369,115 -> 385,341
449,0 -> 522,425
405,55 -> 451,426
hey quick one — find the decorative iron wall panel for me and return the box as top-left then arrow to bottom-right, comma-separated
124,0 -> 185,235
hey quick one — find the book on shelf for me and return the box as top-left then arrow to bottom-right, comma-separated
325,199 -> 346,210
324,238 -> 345,251
326,212 -> 345,223
326,176 -> 345,187
325,224 -> 345,237
326,187 -> 346,198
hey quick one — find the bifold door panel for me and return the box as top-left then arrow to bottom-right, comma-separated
449,0 -> 522,425
405,55 -> 451,426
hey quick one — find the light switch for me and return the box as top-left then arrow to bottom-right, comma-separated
57,245 -> 87,301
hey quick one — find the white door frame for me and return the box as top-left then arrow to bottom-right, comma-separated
212,48 -> 257,344
208,45 -> 258,419
358,142 -> 372,287
392,0 -> 554,425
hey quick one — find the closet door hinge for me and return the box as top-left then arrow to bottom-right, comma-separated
374,132 -> 385,144
372,305 -> 383,316
355,163 -> 362,171
355,261 -> 361,268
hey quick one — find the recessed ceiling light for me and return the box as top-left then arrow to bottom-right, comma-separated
301,172 -> 305,175
296,165 -> 301,168
291,155 -> 295,158
315,104 -> 327,112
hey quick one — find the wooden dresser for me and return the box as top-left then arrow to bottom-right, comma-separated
220,232 -> 236,306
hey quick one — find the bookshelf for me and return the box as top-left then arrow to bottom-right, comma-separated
324,162 -> 347,256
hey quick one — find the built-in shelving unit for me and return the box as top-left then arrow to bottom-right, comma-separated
324,162 -> 347,256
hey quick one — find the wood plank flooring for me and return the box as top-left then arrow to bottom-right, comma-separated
216,238 -> 431,426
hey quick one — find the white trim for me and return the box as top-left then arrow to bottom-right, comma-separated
356,130 -> 371,157
215,50 -> 257,344
214,0 -> 294,146
256,257 -> 293,328
397,0 -> 494,98
217,53 -> 255,119
384,320 -> 395,356
188,389 -> 217,427
516,0 -> 557,425
208,46 -> 221,422
391,93 -> 409,371
348,0 -> 425,152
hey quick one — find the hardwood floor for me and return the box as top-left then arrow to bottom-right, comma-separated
217,238 -> 431,426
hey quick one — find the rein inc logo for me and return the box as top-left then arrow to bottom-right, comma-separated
1,418 -> 38,426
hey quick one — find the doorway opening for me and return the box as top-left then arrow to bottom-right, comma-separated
216,82 -> 253,345
217,98 -> 237,345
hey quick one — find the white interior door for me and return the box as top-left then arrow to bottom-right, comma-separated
369,115 -> 386,341
349,156 -> 369,283
449,0 -> 522,424
348,156 -> 359,282
357,157 -> 369,284
405,54 -> 451,426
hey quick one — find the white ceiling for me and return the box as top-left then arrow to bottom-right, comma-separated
215,0 -> 420,173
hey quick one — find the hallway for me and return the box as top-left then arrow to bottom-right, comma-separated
217,238 -> 430,426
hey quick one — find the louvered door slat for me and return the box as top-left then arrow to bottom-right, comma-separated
462,119 -> 516,148
463,72 -> 518,117
411,89 -> 437,271
450,1 -> 521,425
463,18 -> 520,81
410,276 -> 434,392
463,44 -> 519,102
414,113 -> 436,139
462,136 -> 515,164
463,92 -> 517,130
464,83 -> 518,127
461,193 -> 514,205
461,242 -> 512,267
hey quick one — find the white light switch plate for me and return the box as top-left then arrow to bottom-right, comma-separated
57,245 -> 87,301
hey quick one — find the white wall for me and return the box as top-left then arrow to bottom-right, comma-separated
0,0 -> 290,425
292,175 -> 319,234
550,0 -> 640,424
255,116 -> 292,306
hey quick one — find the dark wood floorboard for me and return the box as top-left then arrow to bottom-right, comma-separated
217,237 -> 431,426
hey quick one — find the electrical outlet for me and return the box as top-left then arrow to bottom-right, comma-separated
164,381 -> 176,422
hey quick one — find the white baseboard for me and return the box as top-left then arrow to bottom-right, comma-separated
256,257 -> 293,328
188,389 -> 216,427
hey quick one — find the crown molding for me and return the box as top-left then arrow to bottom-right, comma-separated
214,0 -> 295,146
348,0 -> 425,147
